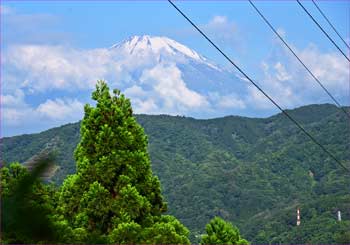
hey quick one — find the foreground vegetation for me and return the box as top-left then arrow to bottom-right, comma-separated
1,84 -> 349,243
1,81 -> 248,244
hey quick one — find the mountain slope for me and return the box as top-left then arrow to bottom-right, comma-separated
106,35 -> 249,118
111,35 -> 212,65
1,104 -> 349,243
4,35 -> 255,137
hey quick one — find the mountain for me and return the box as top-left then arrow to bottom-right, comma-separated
4,35 -> 257,137
1,104 -> 350,243
110,35 -> 214,65
105,35 -> 249,117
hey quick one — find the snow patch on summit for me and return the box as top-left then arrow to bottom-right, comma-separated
110,35 -> 221,71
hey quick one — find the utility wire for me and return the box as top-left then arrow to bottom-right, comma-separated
311,0 -> 350,50
168,0 -> 350,172
296,0 -> 350,63
249,0 -> 350,120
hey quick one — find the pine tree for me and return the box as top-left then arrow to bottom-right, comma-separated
201,217 -> 249,244
57,80 -> 189,243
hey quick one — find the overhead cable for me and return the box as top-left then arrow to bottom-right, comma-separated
249,0 -> 350,119
296,0 -> 350,63
311,0 -> 350,50
168,0 -> 350,172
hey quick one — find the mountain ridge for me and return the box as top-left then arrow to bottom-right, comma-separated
2,102 -> 341,140
1,103 -> 349,243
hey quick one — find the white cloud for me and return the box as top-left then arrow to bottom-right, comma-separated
1,89 -> 34,126
296,45 -> 348,90
210,16 -> 228,25
4,43 -> 212,125
246,86 -> 273,110
1,89 -> 26,107
2,109 -> 30,127
1,88 -> 84,128
218,95 -> 246,109
140,63 -> 209,110
248,40 -> 349,109
4,29 -> 348,136
131,98 -> 159,114
203,15 -> 239,44
36,98 -> 84,120
5,45 -> 115,92
124,85 -> 148,98
209,92 -> 246,109
123,86 -> 161,114
246,61 -> 299,109
274,62 -> 292,81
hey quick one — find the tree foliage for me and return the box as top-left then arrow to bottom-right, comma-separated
2,99 -> 349,244
56,80 -> 189,243
201,217 -> 248,244
1,156 -> 58,244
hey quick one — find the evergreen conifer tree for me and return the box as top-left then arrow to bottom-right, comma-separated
58,80 -> 189,243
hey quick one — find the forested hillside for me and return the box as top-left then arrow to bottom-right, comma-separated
1,103 -> 349,243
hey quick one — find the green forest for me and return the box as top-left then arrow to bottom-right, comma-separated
1,81 -> 349,244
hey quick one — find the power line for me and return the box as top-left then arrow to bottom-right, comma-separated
296,0 -> 350,63
311,0 -> 350,50
167,0 -> 350,173
248,0 -> 350,120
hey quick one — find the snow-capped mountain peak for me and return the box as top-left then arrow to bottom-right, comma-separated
110,35 -> 207,62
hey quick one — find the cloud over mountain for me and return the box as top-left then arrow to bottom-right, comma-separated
2,35 -> 348,136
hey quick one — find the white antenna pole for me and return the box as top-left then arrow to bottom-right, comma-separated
297,208 -> 301,226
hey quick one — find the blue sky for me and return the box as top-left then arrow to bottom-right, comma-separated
1,1 -> 349,136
